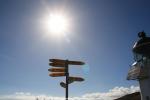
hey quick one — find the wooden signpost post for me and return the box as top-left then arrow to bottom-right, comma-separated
48,59 -> 85,100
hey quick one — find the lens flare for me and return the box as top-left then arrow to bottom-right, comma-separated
82,64 -> 90,76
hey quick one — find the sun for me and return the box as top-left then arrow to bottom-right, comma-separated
42,12 -> 70,39
46,13 -> 69,36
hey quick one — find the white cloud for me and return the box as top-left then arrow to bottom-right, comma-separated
0,86 -> 140,100
81,85 -> 140,100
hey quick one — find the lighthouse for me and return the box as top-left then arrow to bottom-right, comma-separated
127,31 -> 150,100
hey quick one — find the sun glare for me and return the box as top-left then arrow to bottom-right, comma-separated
46,13 -> 69,36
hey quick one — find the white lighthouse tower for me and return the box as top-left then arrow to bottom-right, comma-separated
127,32 -> 150,100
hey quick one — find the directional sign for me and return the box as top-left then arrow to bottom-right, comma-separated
69,76 -> 84,82
48,68 -> 65,72
60,82 -> 73,88
49,59 -> 65,67
49,72 -> 65,77
60,82 -> 66,88
49,59 -> 65,63
68,61 -> 85,65
60,77 -> 84,88
49,59 -> 85,66
49,62 -> 65,67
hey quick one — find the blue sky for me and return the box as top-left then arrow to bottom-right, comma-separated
0,0 -> 150,97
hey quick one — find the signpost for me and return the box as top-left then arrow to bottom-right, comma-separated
48,59 -> 85,100
60,76 -> 84,88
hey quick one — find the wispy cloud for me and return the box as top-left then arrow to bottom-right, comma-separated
0,86 -> 140,100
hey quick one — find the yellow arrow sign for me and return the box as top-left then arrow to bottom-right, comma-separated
49,72 -> 65,77
48,68 -> 65,72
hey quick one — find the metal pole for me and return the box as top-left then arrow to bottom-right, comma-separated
65,60 -> 69,100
